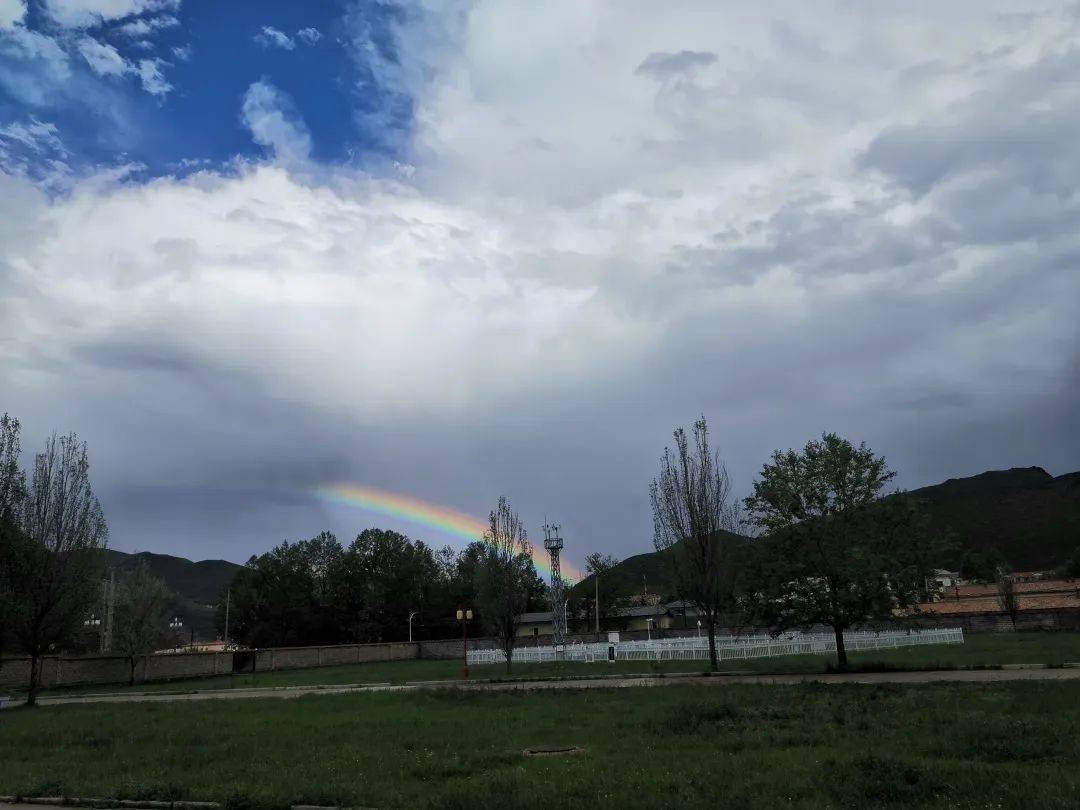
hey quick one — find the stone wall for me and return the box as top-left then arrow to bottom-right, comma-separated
0,651 -> 232,691
252,641 -> 420,672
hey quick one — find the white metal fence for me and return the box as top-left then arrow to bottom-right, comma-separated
465,627 -> 964,666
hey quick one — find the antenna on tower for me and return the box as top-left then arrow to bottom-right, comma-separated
543,522 -> 568,645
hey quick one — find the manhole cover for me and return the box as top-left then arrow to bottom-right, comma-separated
523,745 -> 584,757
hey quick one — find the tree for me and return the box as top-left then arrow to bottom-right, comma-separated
743,432 -> 939,671
996,569 -> 1020,629
7,432 -> 108,705
961,549 -> 1009,584
475,497 -> 533,674
0,414 -> 27,664
650,418 -> 747,672
1059,548 -> 1080,580
113,563 -> 174,685
223,533 -> 340,648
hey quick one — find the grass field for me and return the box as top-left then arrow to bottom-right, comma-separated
3,680 -> 1080,808
41,631 -> 1080,696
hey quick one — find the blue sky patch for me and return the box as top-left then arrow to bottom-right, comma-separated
0,0 -> 413,179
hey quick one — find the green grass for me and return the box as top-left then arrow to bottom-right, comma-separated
41,632 -> 1080,696
3,681 -> 1080,808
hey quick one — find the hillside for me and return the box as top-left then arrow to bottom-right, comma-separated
908,467 -> 1080,571
570,532 -> 747,602
104,550 -> 242,641
572,466 -> 1080,596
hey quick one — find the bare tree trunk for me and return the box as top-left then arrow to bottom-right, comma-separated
707,616 -> 718,672
26,652 -> 40,707
833,622 -> 848,671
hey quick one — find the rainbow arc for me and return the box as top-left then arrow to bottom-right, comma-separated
314,483 -> 582,581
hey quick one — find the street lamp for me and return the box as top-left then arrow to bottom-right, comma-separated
408,611 -> 418,643
84,615 -> 101,629
696,619 -> 702,639
456,608 -> 473,679
645,617 -> 655,642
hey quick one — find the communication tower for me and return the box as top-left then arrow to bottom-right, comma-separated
543,522 -> 568,644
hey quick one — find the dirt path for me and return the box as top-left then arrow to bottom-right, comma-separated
9,666 -> 1079,708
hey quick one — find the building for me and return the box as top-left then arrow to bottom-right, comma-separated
515,611 -> 556,639
618,603 -> 674,633
930,569 -> 961,591
915,578 -> 1080,617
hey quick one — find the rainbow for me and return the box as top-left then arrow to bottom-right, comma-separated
313,483 -> 582,582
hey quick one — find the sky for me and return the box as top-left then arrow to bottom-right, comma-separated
1,0 -> 1078,574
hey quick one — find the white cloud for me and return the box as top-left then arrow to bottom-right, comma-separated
254,25 -> 294,50
115,14 -> 179,38
171,43 -> 191,60
43,0 -> 179,28
0,26 -> 72,106
296,27 -> 321,45
0,0 -> 26,30
136,57 -> 171,96
240,79 -> 311,164
77,36 -> 129,76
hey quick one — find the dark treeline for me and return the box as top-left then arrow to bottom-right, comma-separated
220,527 -> 549,647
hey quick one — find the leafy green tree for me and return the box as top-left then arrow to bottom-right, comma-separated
651,418 -> 748,672
113,562 -> 174,685
1059,549 -> 1080,579
476,497 -> 534,673
7,432 -> 108,705
224,534 -> 338,647
340,528 -> 441,642
744,433 -> 940,670
960,549 -> 1009,584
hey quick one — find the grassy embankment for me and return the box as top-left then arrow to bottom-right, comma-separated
3,680 -> 1080,808
38,631 -> 1080,696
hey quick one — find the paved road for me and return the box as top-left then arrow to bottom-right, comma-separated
10,666 -> 1080,708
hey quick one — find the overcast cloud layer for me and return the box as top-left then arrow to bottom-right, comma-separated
1,1 -> 1078,568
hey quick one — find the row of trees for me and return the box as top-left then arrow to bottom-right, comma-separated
652,420 -> 949,671
220,499 -> 547,651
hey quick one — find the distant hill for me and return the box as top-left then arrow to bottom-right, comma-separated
570,531 -> 747,602
104,550 -> 242,641
571,466 -> 1080,596
908,467 -> 1080,571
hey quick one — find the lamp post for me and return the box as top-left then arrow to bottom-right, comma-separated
645,617 -> 655,642
696,619 -> 702,639
408,611 -> 418,643
456,608 -> 473,678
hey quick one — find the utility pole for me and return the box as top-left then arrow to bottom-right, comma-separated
594,572 -> 600,634
101,569 -> 115,654
223,588 -> 230,647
